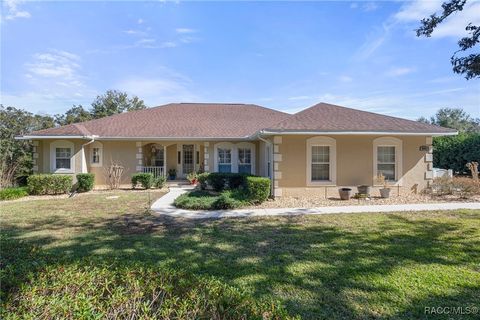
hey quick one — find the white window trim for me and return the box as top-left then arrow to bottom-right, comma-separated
214,142 -> 236,173
236,142 -> 255,174
373,137 -> 403,186
50,140 -> 75,174
306,136 -> 336,186
89,141 -> 103,167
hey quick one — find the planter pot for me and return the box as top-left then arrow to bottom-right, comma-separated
380,188 -> 391,198
338,188 -> 353,200
169,175 -> 176,180
357,185 -> 371,195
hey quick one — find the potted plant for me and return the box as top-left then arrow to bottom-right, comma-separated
357,185 -> 371,196
338,187 -> 352,200
375,173 -> 391,198
168,168 -> 177,180
186,171 -> 198,185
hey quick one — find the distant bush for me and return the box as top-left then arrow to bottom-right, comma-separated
0,187 -> 28,201
154,176 -> 167,189
131,173 -> 154,189
246,176 -> 271,203
76,173 -> 95,192
433,133 -> 480,173
27,174 -> 73,195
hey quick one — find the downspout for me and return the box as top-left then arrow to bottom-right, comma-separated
81,136 -> 96,173
256,131 -> 275,197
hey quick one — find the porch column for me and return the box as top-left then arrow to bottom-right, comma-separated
203,142 -> 210,172
163,145 -> 167,176
273,136 -> 283,197
32,140 -> 39,173
80,145 -> 88,173
136,142 -> 143,172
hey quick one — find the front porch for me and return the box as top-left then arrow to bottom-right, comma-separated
137,142 -> 207,179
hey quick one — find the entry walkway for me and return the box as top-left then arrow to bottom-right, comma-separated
151,187 -> 480,219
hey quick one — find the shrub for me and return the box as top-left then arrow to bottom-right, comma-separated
430,177 -> 453,196
131,173 -> 154,189
76,173 -> 95,192
197,172 -> 210,190
186,171 -> 197,184
206,173 -> 250,192
246,176 -> 271,203
451,177 -> 480,199
27,174 -> 73,195
0,187 -> 28,200
174,190 -> 219,210
154,175 -> 167,189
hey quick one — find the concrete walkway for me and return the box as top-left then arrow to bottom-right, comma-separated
152,187 -> 480,219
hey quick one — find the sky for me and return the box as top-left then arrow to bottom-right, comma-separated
1,0 -> 479,120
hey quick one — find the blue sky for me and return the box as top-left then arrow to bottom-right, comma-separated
1,0 -> 479,120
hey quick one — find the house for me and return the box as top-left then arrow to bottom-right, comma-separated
20,102 -> 457,197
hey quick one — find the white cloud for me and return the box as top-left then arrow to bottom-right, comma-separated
386,67 -> 416,77
288,95 -> 312,101
350,1 -> 378,12
115,76 -> 199,106
26,50 -> 81,79
338,75 -> 353,82
137,18 -> 144,24
176,28 -> 196,34
3,0 -> 31,21
395,0 -> 480,38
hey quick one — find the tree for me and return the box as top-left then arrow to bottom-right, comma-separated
55,105 -> 92,126
418,107 -> 480,133
0,106 -> 55,187
90,90 -> 146,119
416,0 -> 479,79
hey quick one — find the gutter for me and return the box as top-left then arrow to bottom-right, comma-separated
259,130 -> 458,137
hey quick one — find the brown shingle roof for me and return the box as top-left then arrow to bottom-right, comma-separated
28,102 -> 456,138
30,103 -> 290,138
266,103 -> 457,134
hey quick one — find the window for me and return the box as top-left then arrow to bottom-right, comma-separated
50,140 -> 75,173
154,149 -> 164,167
306,136 -> 336,185
218,148 -> 232,173
377,146 -> 396,180
311,146 -> 330,181
56,148 -> 71,169
373,137 -> 403,185
238,148 -> 252,174
92,148 -> 100,164
89,142 -> 103,167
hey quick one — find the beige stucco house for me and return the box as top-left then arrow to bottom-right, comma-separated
20,102 -> 456,197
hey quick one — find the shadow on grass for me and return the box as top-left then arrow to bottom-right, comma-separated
2,206 -> 480,319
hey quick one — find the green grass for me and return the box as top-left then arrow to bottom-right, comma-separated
0,187 -> 28,200
1,191 -> 480,319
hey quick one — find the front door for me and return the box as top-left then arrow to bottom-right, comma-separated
182,144 -> 194,175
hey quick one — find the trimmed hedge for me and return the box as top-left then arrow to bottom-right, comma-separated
131,173 -> 154,189
206,172 -> 250,191
246,176 -> 271,203
27,174 -> 73,195
154,176 -> 167,189
0,187 -> 28,201
198,172 -> 209,190
433,133 -> 480,174
76,173 -> 95,192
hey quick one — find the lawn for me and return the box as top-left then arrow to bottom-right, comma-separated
1,191 -> 480,319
